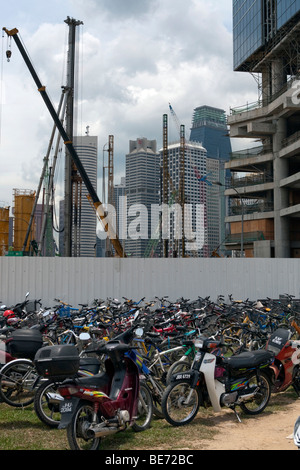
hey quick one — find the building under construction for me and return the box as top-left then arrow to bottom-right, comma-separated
227,0 -> 300,257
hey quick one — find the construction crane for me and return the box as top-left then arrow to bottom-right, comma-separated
162,113 -> 169,257
3,26 -> 126,258
168,103 -> 186,257
106,135 -> 114,256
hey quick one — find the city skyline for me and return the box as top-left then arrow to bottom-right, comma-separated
0,0 -> 258,213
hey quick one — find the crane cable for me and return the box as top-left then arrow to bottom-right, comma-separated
0,30 -> 6,145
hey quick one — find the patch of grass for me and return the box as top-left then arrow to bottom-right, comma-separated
0,390 -> 297,450
0,403 -> 217,451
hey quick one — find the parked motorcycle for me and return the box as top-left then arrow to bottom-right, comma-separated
0,329 -> 44,407
161,334 -> 274,426
0,292 -> 42,328
33,354 -> 103,428
294,415 -> 300,449
34,324 -> 153,450
265,327 -> 300,395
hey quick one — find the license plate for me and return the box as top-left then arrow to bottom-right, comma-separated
58,398 -> 79,429
60,399 -> 74,415
175,373 -> 192,380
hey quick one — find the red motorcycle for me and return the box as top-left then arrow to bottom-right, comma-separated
34,324 -> 153,450
266,327 -> 300,395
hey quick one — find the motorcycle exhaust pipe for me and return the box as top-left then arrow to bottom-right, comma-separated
87,410 -> 130,438
87,424 -> 119,439
46,392 -> 64,405
237,390 -> 257,403
1,379 -> 17,389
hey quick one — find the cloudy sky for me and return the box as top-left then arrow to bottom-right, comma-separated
0,0 -> 258,211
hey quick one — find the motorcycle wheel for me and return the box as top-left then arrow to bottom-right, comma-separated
34,379 -> 62,428
161,379 -> 200,426
0,359 -> 41,407
67,401 -> 101,450
132,382 -> 153,432
292,366 -> 300,396
239,371 -> 271,415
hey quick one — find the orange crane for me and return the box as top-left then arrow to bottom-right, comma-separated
3,27 -> 126,257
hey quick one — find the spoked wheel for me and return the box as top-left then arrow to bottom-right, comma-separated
0,359 -> 41,407
132,382 -> 153,431
239,371 -> 271,415
34,379 -> 62,428
162,379 -> 200,426
292,366 -> 300,396
145,376 -> 165,418
67,402 -> 101,450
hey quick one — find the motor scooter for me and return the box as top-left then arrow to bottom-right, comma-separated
162,334 -> 274,426
265,327 -> 300,395
34,324 -> 153,450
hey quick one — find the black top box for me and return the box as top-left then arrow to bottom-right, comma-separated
7,329 -> 43,360
34,344 -> 80,379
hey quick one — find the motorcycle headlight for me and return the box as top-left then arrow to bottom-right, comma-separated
194,338 -> 204,349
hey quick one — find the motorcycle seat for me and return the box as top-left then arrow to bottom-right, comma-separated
223,350 -> 274,370
63,371 -> 111,388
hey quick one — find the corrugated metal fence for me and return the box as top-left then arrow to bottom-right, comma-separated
0,257 -> 300,308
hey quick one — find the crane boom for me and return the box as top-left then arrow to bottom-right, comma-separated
3,27 -> 126,257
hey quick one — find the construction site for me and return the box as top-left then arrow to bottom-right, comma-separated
3,2 -> 300,260
1,19 -> 226,260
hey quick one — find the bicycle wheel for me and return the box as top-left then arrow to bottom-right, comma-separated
145,375 -> 165,418
67,401 -> 101,450
34,379 -> 62,428
0,359 -> 41,407
239,371 -> 271,415
159,340 -> 189,368
132,382 -> 153,432
162,379 -> 200,426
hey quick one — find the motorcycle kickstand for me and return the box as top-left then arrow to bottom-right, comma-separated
229,405 -> 242,423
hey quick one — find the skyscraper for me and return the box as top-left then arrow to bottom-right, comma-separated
125,138 -> 160,257
189,106 -> 230,254
228,0 -> 300,257
73,135 -> 98,257
190,105 -> 232,162
161,140 -> 207,257
160,139 -> 224,257
59,135 -> 98,257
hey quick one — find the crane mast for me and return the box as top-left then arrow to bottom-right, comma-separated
3,26 -> 126,258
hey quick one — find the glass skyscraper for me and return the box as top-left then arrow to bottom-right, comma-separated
233,0 -> 263,71
189,106 -> 230,255
233,0 -> 300,71
189,106 -> 232,161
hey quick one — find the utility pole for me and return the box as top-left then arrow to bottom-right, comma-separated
106,135 -> 114,257
64,17 -> 83,257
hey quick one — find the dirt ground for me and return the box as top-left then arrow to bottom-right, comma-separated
196,397 -> 300,451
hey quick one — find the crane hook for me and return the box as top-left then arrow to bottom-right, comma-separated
6,50 -> 12,61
